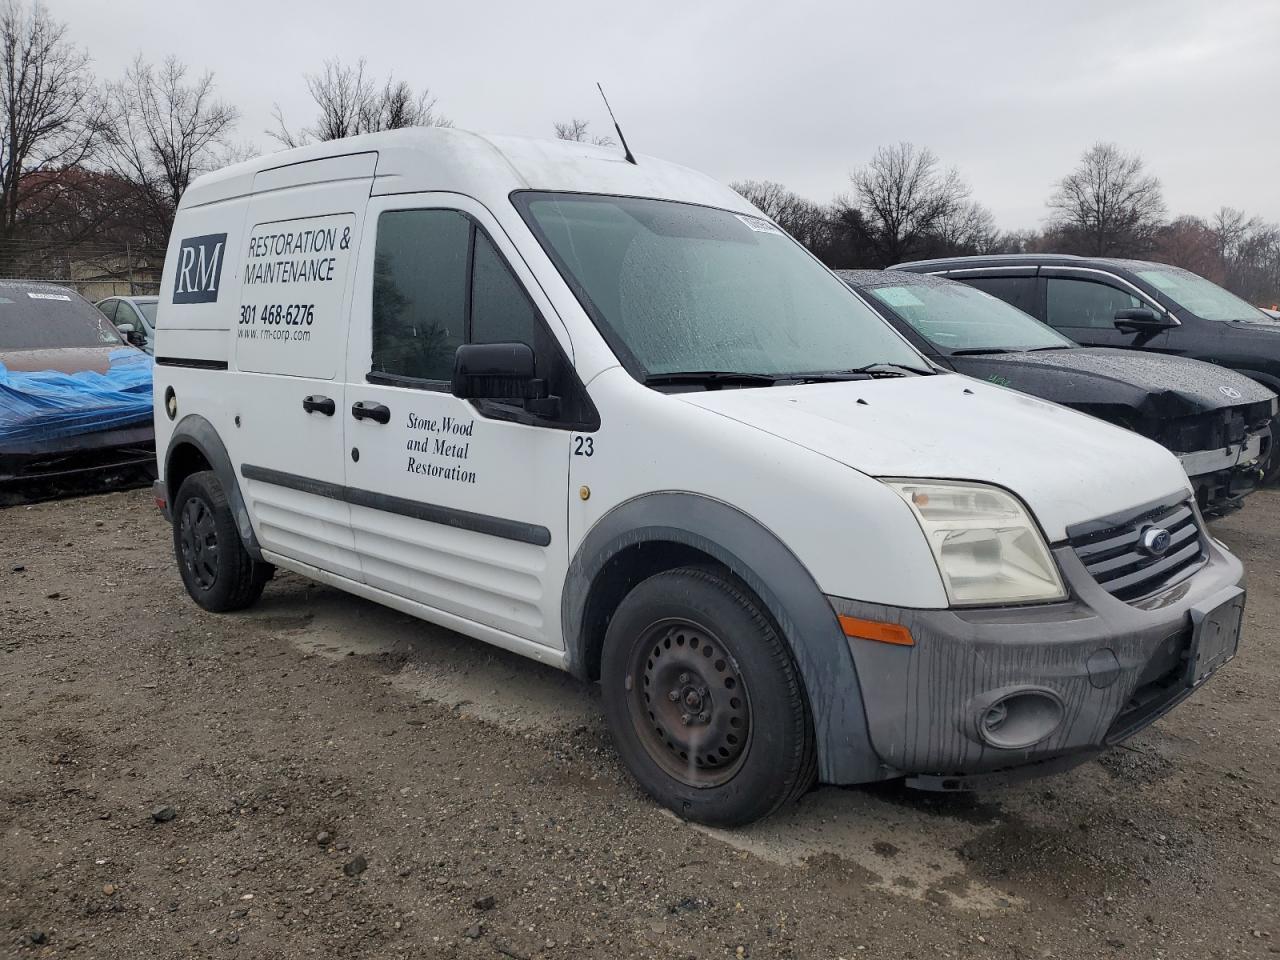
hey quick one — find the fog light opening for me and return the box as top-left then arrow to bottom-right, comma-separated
982,701 -> 1009,734
974,689 -> 1064,750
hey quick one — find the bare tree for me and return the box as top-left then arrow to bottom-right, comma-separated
1210,206 -> 1262,264
1047,143 -> 1165,256
930,199 -> 999,256
271,58 -> 449,148
553,118 -> 614,147
848,143 -> 971,265
0,0 -> 101,246
730,179 -> 832,250
101,55 -> 238,242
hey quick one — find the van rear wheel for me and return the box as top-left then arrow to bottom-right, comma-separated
172,470 -> 271,612
600,567 -> 816,827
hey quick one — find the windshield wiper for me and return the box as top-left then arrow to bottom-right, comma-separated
832,361 -> 936,377
948,347 -> 1017,356
643,370 -> 779,388
1026,345 -> 1072,352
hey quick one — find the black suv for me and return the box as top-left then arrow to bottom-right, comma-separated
894,254 -> 1280,476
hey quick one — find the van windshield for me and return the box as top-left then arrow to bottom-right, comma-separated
1135,267 -> 1269,322
862,281 -> 1072,353
515,193 -> 925,380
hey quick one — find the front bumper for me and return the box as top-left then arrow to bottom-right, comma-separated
1179,429 -> 1268,517
830,533 -> 1244,785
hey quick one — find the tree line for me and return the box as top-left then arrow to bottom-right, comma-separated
2,0 -> 1276,306
732,141 -> 1280,307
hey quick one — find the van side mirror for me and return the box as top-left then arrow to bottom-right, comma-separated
451,341 -> 550,404
1114,308 -> 1175,333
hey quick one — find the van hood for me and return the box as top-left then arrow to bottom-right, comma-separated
677,374 -> 1191,542
950,347 -> 1275,419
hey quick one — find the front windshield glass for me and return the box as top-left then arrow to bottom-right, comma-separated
1135,267 -> 1268,322
137,300 -> 158,324
0,289 -> 122,350
516,193 -> 924,378
863,281 -> 1072,352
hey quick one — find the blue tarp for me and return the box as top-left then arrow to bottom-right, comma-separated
0,349 -> 153,447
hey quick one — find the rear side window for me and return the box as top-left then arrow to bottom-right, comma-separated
371,211 -> 543,382
963,276 -> 1037,316
0,289 -> 122,350
1045,278 -> 1143,329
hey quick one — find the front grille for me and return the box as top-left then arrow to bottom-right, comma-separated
1069,499 -> 1207,602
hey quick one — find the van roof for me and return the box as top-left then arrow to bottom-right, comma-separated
180,127 -> 754,215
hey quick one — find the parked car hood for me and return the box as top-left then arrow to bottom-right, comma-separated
950,347 -> 1275,418
677,374 -> 1191,542
0,345 -> 126,374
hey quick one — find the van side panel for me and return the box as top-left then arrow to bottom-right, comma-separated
224,158 -> 376,581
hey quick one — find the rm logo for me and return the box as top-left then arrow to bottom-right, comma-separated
173,233 -> 228,304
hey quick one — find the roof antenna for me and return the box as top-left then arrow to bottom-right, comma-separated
596,82 -> 637,165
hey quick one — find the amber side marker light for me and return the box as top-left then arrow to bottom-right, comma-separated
838,615 -> 915,646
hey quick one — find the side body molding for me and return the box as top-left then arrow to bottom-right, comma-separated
163,414 -> 263,561
563,492 -> 888,784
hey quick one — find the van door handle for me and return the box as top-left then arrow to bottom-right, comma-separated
351,401 -> 391,424
302,395 -> 336,416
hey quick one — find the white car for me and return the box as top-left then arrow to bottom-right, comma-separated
150,129 -> 1246,826
96,295 -> 159,354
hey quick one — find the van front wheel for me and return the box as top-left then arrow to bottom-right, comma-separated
172,470 -> 271,612
600,567 -> 816,827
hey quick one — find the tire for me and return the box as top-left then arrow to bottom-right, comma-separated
1260,413 -> 1280,485
600,566 -> 817,827
172,470 -> 271,612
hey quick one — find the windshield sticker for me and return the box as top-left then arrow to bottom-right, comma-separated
27,292 -> 72,301
873,287 -> 926,309
1137,271 -> 1177,293
735,214 -> 783,236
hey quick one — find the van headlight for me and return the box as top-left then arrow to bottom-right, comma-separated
884,480 -> 1067,606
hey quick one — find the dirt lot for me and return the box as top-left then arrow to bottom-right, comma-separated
2,488 -> 1278,960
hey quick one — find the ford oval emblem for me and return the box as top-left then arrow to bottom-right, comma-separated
1141,527 -> 1172,557
1219,385 -> 1243,400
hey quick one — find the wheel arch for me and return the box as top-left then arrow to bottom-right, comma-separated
162,415 -> 263,561
563,491 -> 887,784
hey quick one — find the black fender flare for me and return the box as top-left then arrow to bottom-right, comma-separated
163,414 -> 263,561
562,491 -> 888,784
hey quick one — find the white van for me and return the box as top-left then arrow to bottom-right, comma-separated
153,129 -> 1245,826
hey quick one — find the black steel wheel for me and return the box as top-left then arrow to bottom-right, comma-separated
629,618 -> 752,787
601,566 -> 816,827
179,496 -> 219,591
171,470 -> 271,613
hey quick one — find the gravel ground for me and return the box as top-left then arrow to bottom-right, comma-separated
1,487 -> 1278,959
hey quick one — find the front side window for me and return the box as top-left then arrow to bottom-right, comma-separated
1045,278 -> 1143,329
515,193 -> 923,379
963,276 -> 1038,316
865,282 -> 1070,352
136,301 -> 158,326
372,209 -> 470,381
1135,267 -> 1268,322
370,209 -> 546,383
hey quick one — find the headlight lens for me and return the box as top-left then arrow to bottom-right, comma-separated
885,480 -> 1066,606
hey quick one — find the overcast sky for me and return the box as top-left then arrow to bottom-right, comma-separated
56,0 -> 1280,230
